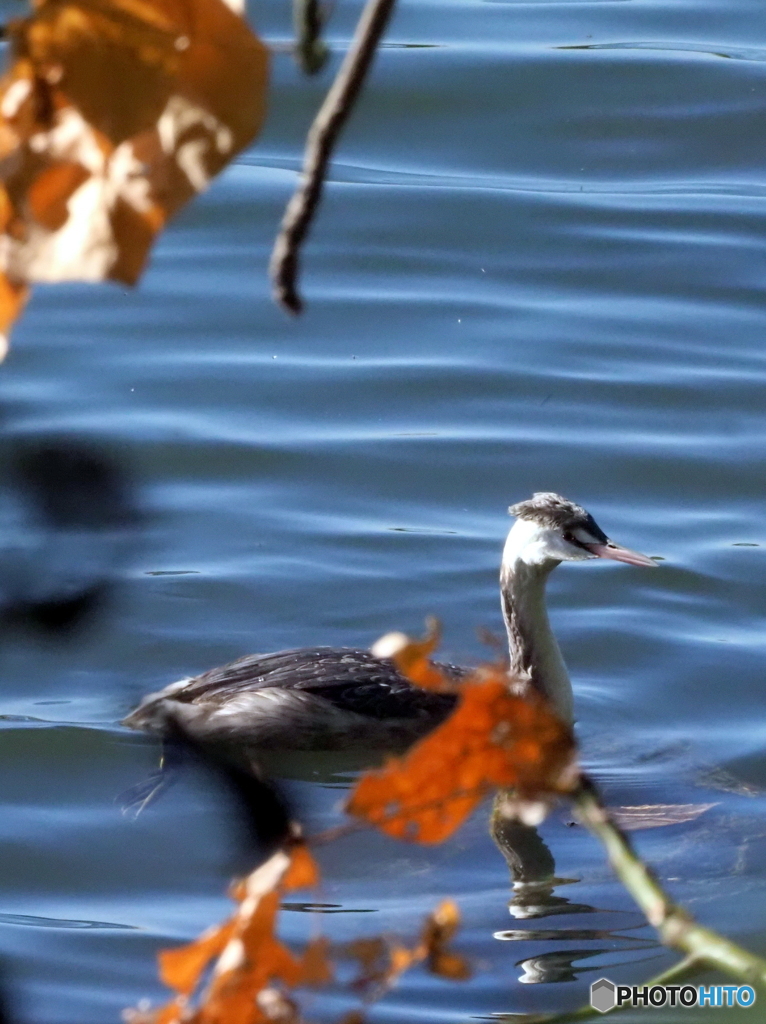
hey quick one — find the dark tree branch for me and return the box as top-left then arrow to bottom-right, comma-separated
270,0 -> 397,313
293,0 -> 329,74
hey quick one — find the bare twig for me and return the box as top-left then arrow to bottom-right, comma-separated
574,774 -> 766,989
270,0 -> 397,313
293,0 -> 329,74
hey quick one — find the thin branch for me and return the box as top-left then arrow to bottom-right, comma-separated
270,0 -> 397,313
314,780 -> 497,847
309,818 -> 367,847
293,0 -> 329,74
573,774 -> 766,990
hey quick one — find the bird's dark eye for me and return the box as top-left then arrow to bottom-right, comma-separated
564,530 -> 588,550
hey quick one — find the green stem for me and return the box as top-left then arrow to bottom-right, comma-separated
573,774 -> 766,990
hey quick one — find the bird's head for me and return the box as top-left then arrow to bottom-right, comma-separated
505,492 -> 656,570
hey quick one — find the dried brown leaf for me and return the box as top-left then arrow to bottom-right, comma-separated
345,936 -> 414,1000
371,619 -> 447,691
0,0 -> 269,354
343,900 -> 468,1000
418,900 -> 470,981
428,950 -> 471,981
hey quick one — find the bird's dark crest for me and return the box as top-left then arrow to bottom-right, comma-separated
508,492 -> 607,541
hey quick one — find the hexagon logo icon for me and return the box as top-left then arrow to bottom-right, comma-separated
591,978 -> 617,1013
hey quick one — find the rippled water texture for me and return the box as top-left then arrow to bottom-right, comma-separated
0,0 -> 764,1020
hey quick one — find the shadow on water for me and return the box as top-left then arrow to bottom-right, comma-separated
0,437 -> 142,637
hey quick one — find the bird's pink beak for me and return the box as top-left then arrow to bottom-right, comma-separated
583,541 -> 657,567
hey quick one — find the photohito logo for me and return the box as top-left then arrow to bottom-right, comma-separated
590,978 -> 756,1013
590,979 -> 617,1013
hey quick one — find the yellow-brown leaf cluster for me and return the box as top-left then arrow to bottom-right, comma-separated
345,899 -> 470,1000
0,0 -> 268,355
127,844 -> 468,1024
129,844 -> 328,1024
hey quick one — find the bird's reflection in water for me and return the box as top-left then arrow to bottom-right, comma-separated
489,796 -> 661,986
490,800 -> 592,920
515,948 -> 598,985
512,945 -> 660,985
506,876 -> 595,922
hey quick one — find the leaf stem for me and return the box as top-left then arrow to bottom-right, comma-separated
573,773 -> 766,990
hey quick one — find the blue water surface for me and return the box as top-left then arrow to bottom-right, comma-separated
0,0 -> 764,1020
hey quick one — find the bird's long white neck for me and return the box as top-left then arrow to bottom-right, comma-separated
500,523 -> 574,724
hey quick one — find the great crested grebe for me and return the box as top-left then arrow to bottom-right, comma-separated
123,493 -> 655,750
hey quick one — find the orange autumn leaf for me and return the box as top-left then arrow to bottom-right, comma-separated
345,935 -> 413,1000
148,845 -> 320,1022
197,985 -> 261,1024
371,618 -> 451,692
130,851 -> 466,1024
159,919 -> 237,996
192,849 -> 330,1024
418,900 -> 471,981
237,891 -> 302,985
152,998 -> 187,1024
229,877 -> 248,903
347,664 -> 576,844
255,988 -> 301,1024
192,900 -> 297,1022
202,939 -> 329,1023
0,0 -> 268,355
0,276 -> 28,361
343,900 -> 467,1000
281,843 -> 320,891
27,161 -> 91,230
